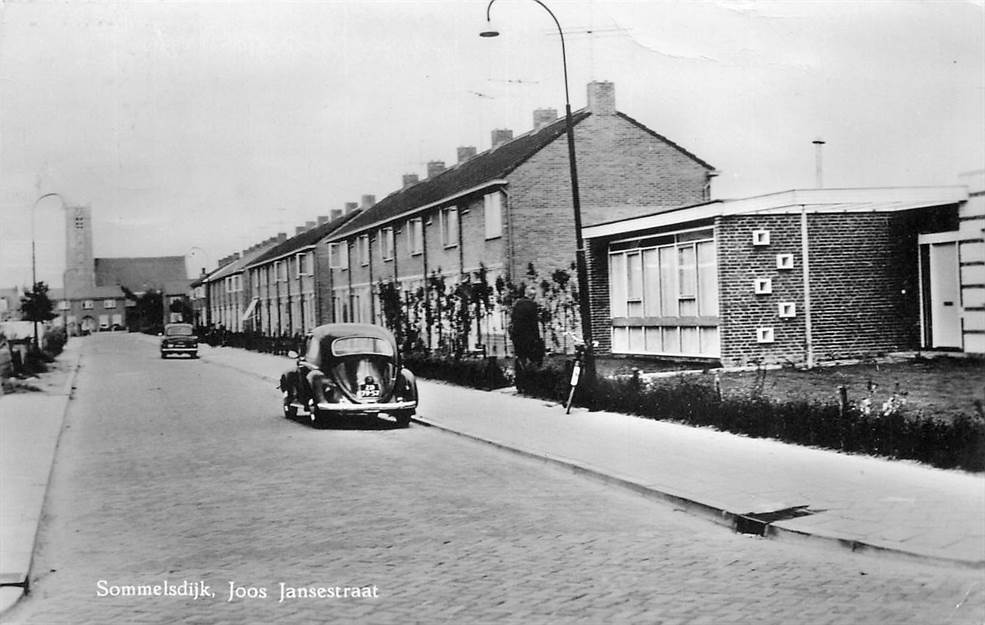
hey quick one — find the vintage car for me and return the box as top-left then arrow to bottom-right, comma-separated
279,323 -> 418,428
160,323 -> 198,358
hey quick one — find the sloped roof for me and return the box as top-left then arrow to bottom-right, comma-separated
616,112 -> 715,170
94,257 -> 189,295
329,111 -> 593,240
246,209 -> 364,269
208,239 -> 281,282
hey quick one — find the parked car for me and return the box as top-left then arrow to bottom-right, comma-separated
279,323 -> 418,428
160,323 -> 198,358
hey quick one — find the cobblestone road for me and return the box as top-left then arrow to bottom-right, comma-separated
6,334 -> 984,624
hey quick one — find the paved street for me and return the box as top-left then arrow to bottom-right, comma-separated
5,334 -> 984,624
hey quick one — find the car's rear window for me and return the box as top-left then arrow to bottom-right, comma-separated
165,325 -> 194,337
331,337 -> 394,357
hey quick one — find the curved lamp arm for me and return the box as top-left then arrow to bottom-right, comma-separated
483,0 -> 571,107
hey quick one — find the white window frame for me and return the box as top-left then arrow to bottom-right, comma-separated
102,299 -> 116,309
380,227 -> 394,261
358,235 -> 370,266
329,243 -> 349,270
440,207 -> 459,248
296,251 -> 312,277
407,218 -> 423,256
484,192 -> 503,240
82,299 -> 94,310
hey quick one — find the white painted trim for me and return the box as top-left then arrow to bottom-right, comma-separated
918,231 -> 962,245
583,186 -> 969,240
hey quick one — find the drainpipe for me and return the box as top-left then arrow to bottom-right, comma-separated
801,205 -> 814,368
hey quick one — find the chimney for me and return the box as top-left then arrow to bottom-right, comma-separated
491,128 -> 513,148
457,146 -> 477,164
360,194 -> 376,209
306,220 -> 316,230
295,226 -> 306,235
277,232 -> 287,243
345,202 -> 358,214
533,108 -> 557,130
586,81 -> 615,115
426,161 -> 446,178
330,208 -> 343,221
317,215 -> 329,225
402,173 -> 419,188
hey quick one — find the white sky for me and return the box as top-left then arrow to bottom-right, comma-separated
1,0 -> 983,287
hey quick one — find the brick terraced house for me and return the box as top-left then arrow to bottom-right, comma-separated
242,209 -> 362,337
318,81 -> 716,352
583,173 -> 985,367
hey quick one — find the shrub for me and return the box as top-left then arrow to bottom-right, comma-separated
44,326 -> 68,357
403,353 -> 510,391
513,362 -> 985,472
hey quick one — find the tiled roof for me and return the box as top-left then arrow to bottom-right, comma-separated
245,209 -> 363,269
208,240 -> 280,282
94,257 -> 189,295
328,111 -> 592,240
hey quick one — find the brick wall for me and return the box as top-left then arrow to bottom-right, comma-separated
716,211 -> 944,367
717,215 -> 805,367
508,113 -> 710,279
586,237 -> 612,352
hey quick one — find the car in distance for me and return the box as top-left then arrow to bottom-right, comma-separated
160,323 -> 198,358
279,323 -> 418,428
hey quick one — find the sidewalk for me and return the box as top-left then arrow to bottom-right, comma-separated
0,338 -> 82,615
0,335 -> 981,621
196,341 -> 985,568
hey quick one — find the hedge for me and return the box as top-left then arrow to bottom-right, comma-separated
516,361 -> 985,472
403,353 -> 511,391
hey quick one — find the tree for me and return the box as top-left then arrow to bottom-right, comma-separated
20,281 -> 58,324
120,285 -> 164,333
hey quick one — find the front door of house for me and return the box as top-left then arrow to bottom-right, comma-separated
926,242 -> 961,349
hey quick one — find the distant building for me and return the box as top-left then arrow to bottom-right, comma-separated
55,205 -> 191,334
0,286 -> 24,322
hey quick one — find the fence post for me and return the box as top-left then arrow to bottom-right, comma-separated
838,385 -> 848,418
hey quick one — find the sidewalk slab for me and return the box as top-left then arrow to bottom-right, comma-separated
194,342 -> 985,568
0,340 -> 81,614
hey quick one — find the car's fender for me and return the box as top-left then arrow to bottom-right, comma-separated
396,367 -> 418,403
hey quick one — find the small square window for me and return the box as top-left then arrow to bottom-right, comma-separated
776,254 -> 794,270
778,302 -> 797,318
756,327 -> 775,343
752,229 -> 770,246
754,278 -> 773,294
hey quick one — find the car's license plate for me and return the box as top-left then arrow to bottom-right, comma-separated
358,384 -> 380,399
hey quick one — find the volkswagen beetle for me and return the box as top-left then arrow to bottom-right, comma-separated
278,323 -> 418,428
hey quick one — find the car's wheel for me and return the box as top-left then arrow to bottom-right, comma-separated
394,410 -> 413,428
282,391 -> 297,419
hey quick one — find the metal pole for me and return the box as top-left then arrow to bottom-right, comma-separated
30,193 -> 62,349
482,0 -> 596,382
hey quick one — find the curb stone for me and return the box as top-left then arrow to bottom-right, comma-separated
0,345 -> 84,618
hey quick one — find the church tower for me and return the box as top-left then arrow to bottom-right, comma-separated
64,205 -> 96,297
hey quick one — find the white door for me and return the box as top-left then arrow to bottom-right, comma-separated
928,242 -> 961,349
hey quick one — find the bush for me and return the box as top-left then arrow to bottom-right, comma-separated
514,361 -> 985,472
44,326 -> 68,357
403,353 -> 510,391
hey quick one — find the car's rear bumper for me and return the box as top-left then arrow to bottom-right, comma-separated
162,346 -> 198,353
314,399 -> 416,413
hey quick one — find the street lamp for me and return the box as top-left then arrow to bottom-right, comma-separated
30,192 -> 64,348
480,0 -> 596,382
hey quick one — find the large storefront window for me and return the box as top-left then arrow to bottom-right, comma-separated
609,227 -> 719,357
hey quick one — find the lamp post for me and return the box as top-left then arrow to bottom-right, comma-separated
30,192 -> 64,349
481,0 -> 595,382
